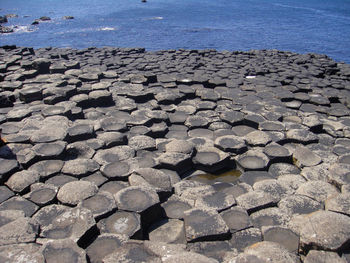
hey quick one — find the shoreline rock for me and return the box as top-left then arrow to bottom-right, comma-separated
0,45 -> 350,262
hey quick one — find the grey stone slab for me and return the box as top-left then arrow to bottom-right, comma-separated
93,145 -> 135,165
220,206 -> 251,233
41,239 -> 87,263
300,210 -> 350,251
6,170 -> 40,193
196,191 -> 236,211
0,210 -> 38,245
80,191 -> 116,219
0,157 -> 19,182
193,146 -> 230,173
236,191 -> 276,213
184,208 -> 230,242
296,180 -> 339,203
0,243 -> 44,263
86,233 -> 126,263
148,219 -> 186,244
214,135 -> 247,154
278,194 -> 323,216
236,150 -> 270,171
261,226 -> 299,253
32,141 -> 66,159
62,158 -> 100,177
325,192 -> 350,216
24,182 -> 58,206
28,159 -> 64,179
57,180 -> 98,205
0,196 -> 38,216
250,207 -> 290,228
293,145 -> 322,168
229,227 -> 262,252
304,250 -> 347,263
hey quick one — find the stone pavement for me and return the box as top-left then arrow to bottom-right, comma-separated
0,45 -> 350,262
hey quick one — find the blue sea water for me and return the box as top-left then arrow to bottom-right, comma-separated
1,0 -> 350,63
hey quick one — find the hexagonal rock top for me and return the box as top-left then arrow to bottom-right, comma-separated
299,210 -> 350,251
114,186 -> 160,213
183,208 -> 230,242
57,180 -> 98,205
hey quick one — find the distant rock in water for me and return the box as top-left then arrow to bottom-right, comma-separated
5,14 -> 18,19
0,25 -> 13,33
32,20 -> 39,25
39,16 -> 51,21
63,16 -> 74,20
142,0 -> 147,2
0,16 -> 8,23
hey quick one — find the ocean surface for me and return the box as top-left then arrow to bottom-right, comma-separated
1,0 -> 350,63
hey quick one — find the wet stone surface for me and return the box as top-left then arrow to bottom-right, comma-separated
0,46 -> 350,261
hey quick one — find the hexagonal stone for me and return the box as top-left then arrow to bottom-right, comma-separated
196,191 -> 236,212
185,115 -> 210,129
97,132 -> 127,148
99,181 -> 129,196
328,163 -> 350,187
268,162 -> 300,178
101,161 -> 132,179
0,210 -> 38,245
131,168 -> 172,194
262,226 -> 299,252
103,241 -> 161,263
325,192 -> 350,216
245,130 -> 272,146
93,146 -> 135,165
0,243 -> 44,263
239,171 -> 274,186
234,241 -> 300,262
220,206 -> 251,233
183,208 -> 230,242
98,211 -> 142,239
45,174 -> 78,188
193,147 -> 230,173
161,196 -> 193,219
6,170 -> 40,193
304,250 -> 347,263
229,227 -> 262,252
114,186 -> 160,213
164,139 -> 195,154
80,191 -> 116,219
128,135 -> 156,151
214,135 -> 247,154
24,183 -> 58,206
293,145 -> 322,168
236,150 -> 270,171
299,210 -> 350,251
30,125 -> 67,143
278,194 -> 323,216
236,191 -> 275,213
259,121 -> 285,131
285,128 -> 318,144
263,142 -> 292,163
62,158 -> 100,177
220,111 -> 244,126
67,123 -> 95,142
0,158 -> 19,182
28,159 -> 64,179
148,219 -> 186,244
41,239 -> 87,263
296,180 -> 339,203
250,207 -> 290,228
253,179 -> 292,203
66,141 -> 95,159
86,234 -> 126,263
35,205 -> 95,242
19,87 -> 43,103
81,171 -> 108,186
157,152 -> 193,173
32,141 -> 66,159
0,196 -> 38,216
0,185 -> 14,203
57,180 -> 98,205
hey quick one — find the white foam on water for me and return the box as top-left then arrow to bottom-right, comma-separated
13,25 -> 36,33
99,27 -> 116,31
245,76 -> 256,79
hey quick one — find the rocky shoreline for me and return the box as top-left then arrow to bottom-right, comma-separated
0,45 -> 350,262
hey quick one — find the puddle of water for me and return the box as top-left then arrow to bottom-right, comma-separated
186,170 -> 242,185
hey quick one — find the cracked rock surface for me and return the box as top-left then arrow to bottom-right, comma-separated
0,45 -> 350,262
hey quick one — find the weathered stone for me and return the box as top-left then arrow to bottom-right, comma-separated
278,194 -> 323,216
304,250 -> 347,263
157,152 -> 192,173
6,170 -> 40,193
57,180 -> 98,205
66,141 -> 95,159
229,227 -> 262,252
0,196 -> 38,216
250,207 -> 290,228
165,139 -> 195,154
325,192 -> 350,216
296,180 -> 339,203
236,191 -> 275,213
148,219 -> 186,244
214,135 -> 247,154
28,159 -> 64,179
261,226 -> 299,252
0,157 -> 19,182
93,145 -> 135,165
220,206 -> 251,233
97,131 -> 127,148
236,150 -> 270,171
45,174 -> 78,187
253,179 -> 292,203
0,210 -> 38,245
183,208 -> 230,242
233,241 -> 300,262
62,158 -> 100,177
161,196 -> 193,219
239,171 -> 274,186
98,211 -> 142,239
67,123 -> 95,142
131,168 -> 172,194
246,130 -> 272,146
0,243 -> 44,263
193,147 -> 230,173
32,141 -> 66,159
128,135 -> 156,151
86,234 -> 126,263
41,239 -> 87,263
99,181 -> 129,196
195,191 -> 236,211
293,145 -> 322,167
25,182 -> 58,206
299,210 -> 350,251
80,191 -> 116,219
